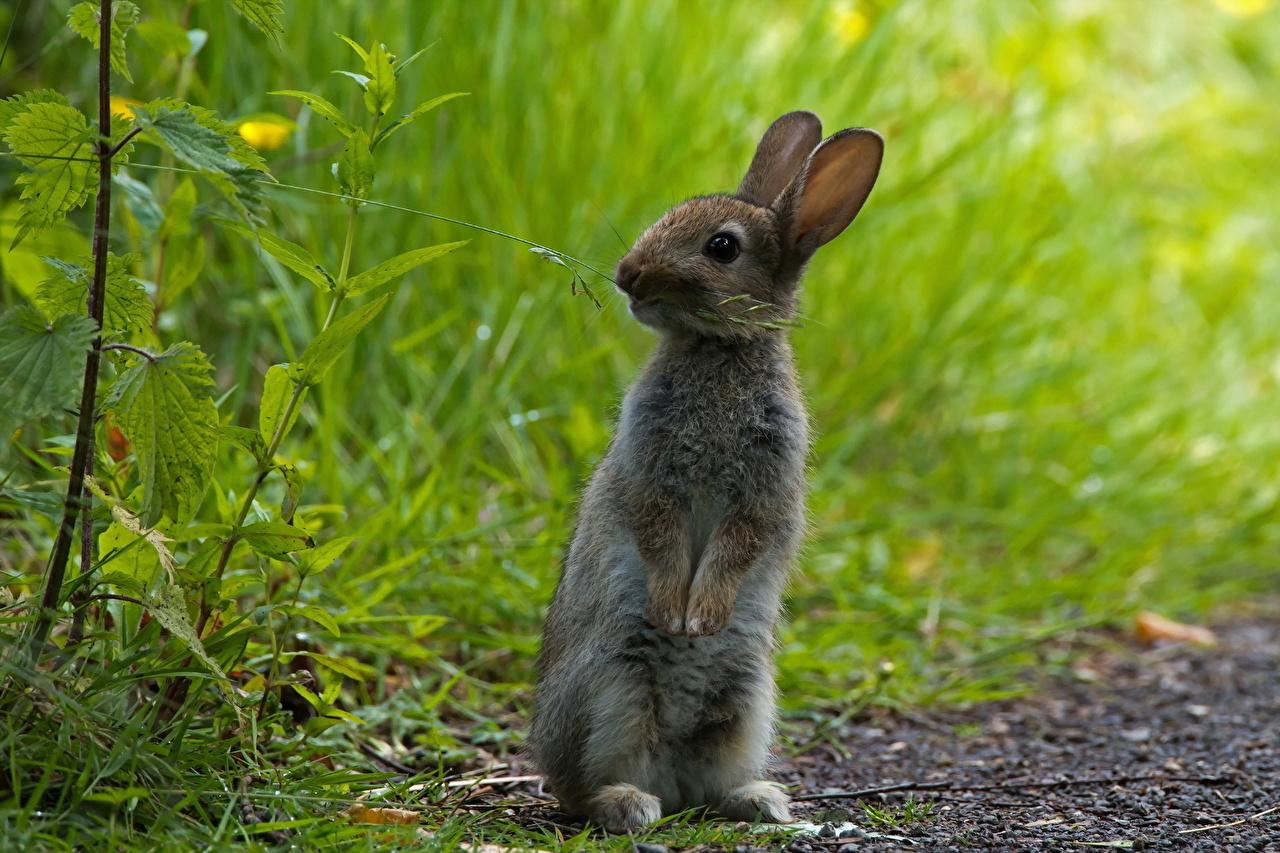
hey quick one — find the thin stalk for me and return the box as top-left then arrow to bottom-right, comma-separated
30,0 -> 114,649
161,198 -> 361,721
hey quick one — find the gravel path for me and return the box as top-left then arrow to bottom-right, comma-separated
780,619 -> 1280,850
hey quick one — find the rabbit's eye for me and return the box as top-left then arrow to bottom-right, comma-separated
704,232 -> 740,263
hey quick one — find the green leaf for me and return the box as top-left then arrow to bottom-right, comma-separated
0,307 -> 96,437
345,241 -> 467,297
373,92 -> 468,149
0,90 -> 70,135
297,536 -> 352,575
362,42 -> 396,118
278,463 -> 302,522
222,424 -> 266,463
67,1 -> 141,82
222,221 -> 334,290
336,129 -> 373,200
114,171 -> 164,234
105,342 -> 219,526
269,90 -> 354,137
2,102 -> 95,247
36,253 -> 152,341
240,520 -> 314,558
294,294 -> 390,386
336,33 -> 368,63
230,0 -> 284,43
393,43 -> 434,76
132,100 -> 268,219
258,363 -> 305,446
280,603 -> 339,635
159,177 -> 197,240
99,519 -> 162,583
85,787 -> 149,805
151,581 -> 240,714
163,232 -> 205,302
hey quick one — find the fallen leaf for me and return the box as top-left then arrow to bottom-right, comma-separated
1134,611 -> 1217,647
341,804 -> 419,825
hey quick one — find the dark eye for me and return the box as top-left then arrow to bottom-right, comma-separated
704,232 -> 740,263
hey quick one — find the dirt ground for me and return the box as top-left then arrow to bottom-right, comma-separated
778,618 -> 1280,850
477,617 -> 1279,850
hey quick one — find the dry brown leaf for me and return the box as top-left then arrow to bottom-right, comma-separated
1134,611 -> 1217,647
341,804 -> 420,825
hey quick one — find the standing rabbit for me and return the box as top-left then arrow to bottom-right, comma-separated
530,111 -> 883,833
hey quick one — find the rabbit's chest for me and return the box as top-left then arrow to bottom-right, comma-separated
624,375 -> 806,497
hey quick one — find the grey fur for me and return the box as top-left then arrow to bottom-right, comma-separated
530,112 -> 883,833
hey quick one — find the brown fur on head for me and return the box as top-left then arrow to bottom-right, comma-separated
615,111 -> 883,339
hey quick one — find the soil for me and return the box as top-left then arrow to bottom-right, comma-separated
778,618 -> 1280,851
459,617 -> 1279,850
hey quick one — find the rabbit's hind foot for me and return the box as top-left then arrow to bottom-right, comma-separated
717,781 -> 793,824
588,783 -> 662,834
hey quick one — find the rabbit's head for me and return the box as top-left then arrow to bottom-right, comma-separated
616,112 -> 882,338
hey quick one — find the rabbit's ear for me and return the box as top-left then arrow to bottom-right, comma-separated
778,128 -> 883,259
737,111 -> 823,207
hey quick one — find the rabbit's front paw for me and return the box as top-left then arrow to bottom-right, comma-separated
684,590 -> 733,637
645,596 -> 687,636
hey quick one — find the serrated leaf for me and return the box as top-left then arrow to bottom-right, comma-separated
294,294 -> 390,386
297,536 -> 352,575
36,253 -> 152,341
258,363 -> 304,447
222,424 -> 266,462
336,129 -> 373,200
345,241 -> 467,296
240,520 -> 314,558
0,90 -> 71,135
104,342 -> 219,526
362,42 -> 396,118
0,307 -> 96,437
373,92 -> 468,149
3,102 -> 95,246
132,100 -> 269,220
278,463 -> 302,522
269,90 -> 354,137
99,519 -> 162,583
230,0 -> 283,43
67,1 -> 140,82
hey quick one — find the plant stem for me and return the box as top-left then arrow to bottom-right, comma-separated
162,194 -> 361,721
31,0 -> 114,649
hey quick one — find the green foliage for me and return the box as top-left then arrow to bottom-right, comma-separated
268,89 -> 355,136
223,220 -> 335,290
2,102 -> 94,246
240,519 -> 315,557
258,362 -> 304,444
230,0 -> 285,43
345,241 -> 466,296
36,253 -> 152,340
105,343 -> 219,526
337,129 -> 374,199
0,307 -> 96,437
293,293 -> 390,386
67,1 -> 141,82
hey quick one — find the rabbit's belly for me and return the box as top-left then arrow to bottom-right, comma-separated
625,625 -> 770,742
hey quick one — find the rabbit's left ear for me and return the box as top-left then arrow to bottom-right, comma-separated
777,128 -> 883,259
737,111 -> 823,206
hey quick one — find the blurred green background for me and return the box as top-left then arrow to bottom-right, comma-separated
4,0 -> 1280,721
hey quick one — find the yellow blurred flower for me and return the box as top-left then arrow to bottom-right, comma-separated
1213,0 -> 1274,15
831,1 -> 869,45
109,96 -> 140,119
237,120 -> 293,151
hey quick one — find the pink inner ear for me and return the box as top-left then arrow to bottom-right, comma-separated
797,134 -> 882,246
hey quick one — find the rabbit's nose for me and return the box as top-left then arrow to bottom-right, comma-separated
616,258 -> 642,296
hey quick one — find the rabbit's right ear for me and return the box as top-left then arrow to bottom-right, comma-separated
737,111 -> 823,207
776,128 -> 883,261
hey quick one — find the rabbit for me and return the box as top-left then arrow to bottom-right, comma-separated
530,111 -> 883,833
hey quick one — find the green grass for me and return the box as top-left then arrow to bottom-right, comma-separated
3,0 -> 1280,848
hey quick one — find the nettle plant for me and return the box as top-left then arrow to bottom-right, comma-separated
1,1 -> 465,729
